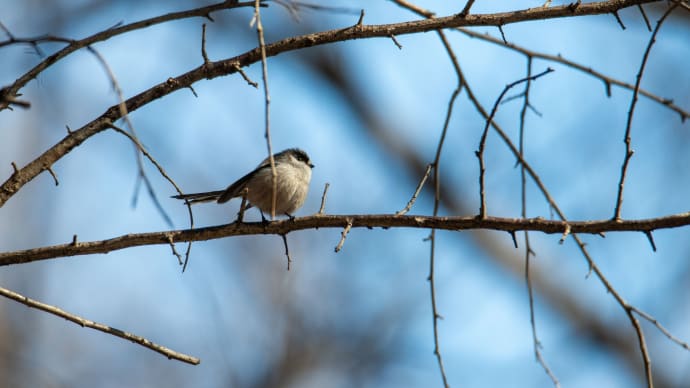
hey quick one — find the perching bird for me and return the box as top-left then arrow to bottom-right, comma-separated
172,148 -> 314,218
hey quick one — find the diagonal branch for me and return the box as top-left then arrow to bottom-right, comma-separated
0,0 -> 265,110
0,0 -> 663,208
0,285 -> 199,364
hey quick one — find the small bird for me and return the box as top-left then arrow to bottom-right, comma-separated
172,148 -> 314,219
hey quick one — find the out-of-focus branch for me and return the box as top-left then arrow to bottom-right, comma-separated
0,0 -> 664,208
0,0 -> 265,111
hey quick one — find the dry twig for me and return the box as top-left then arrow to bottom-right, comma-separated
0,285 -> 199,364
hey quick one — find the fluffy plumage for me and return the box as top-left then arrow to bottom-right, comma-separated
173,148 -> 314,216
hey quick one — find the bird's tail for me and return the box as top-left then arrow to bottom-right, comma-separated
172,190 -> 224,204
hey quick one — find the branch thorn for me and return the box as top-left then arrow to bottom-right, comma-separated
510,230 -> 518,248
45,165 -> 59,186
644,230 -> 657,252
355,9 -> 364,28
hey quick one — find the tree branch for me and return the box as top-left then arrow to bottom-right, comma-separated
0,0 -> 264,110
2,212 -> 690,266
0,285 -> 199,364
0,0 -> 663,208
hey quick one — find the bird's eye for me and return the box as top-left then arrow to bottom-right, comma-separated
293,150 -> 310,164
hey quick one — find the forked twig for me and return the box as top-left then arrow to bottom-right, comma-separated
87,45 -> 174,228
613,4 -> 678,221
107,124 -> 195,271
477,68 -> 553,218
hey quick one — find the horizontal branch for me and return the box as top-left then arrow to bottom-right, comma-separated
0,0 -> 661,208
1,211 -> 688,266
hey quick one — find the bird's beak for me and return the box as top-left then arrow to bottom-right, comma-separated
309,163 -> 315,168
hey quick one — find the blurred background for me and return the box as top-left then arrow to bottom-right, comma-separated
0,1 -> 689,387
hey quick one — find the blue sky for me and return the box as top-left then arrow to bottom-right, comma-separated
1,1 -> 689,387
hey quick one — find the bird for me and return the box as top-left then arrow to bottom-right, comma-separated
172,148 -> 314,219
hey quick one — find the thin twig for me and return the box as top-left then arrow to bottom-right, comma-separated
0,285 -> 199,364
334,219 -> 353,253
356,9 -> 365,27
166,234 -> 183,265
637,5 -> 652,31
461,0 -> 476,16
237,189 -> 250,222
281,234 -> 292,270
232,63 -> 259,88
396,164 -> 432,216
0,21 -> 13,39
87,46 -> 174,228
465,70 -> 657,388
612,10 -> 627,29
0,0 -> 262,111
632,306 -> 690,350
519,56 -> 560,387
253,0 -> 277,220
318,183 -> 330,215
422,18 -> 466,386
389,34 -> 403,49
443,23 -> 661,384
273,0 -> 360,18
1,0 -> 678,209
477,68 -> 553,218
497,25 -> 507,43
456,27 -> 690,122
107,124 -> 195,271
509,230 -> 518,248
45,166 -> 59,186
201,24 -> 210,64
428,81 -> 461,388
613,4 -> 677,221
644,230 -> 656,252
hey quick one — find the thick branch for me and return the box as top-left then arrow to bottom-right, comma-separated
1,212 -> 689,266
0,0 -> 662,207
